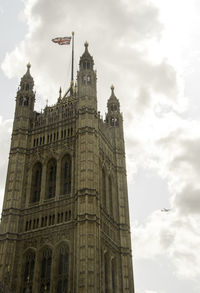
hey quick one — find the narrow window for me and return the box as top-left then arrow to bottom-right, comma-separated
104,253 -> 108,293
61,155 -> 71,195
102,169 -> 106,209
23,251 -> 35,293
31,162 -> 42,203
24,96 -> 29,106
19,96 -> 23,105
109,176 -> 113,217
46,159 -> 57,199
56,246 -> 69,293
40,248 -> 52,293
111,258 -> 116,292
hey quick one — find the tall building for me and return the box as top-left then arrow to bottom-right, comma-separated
0,43 -> 134,292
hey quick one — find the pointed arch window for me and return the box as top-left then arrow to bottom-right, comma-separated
61,154 -> 71,195
46,158 -> 57,199
24,96 -> 29,106
109,175 -> 113,216
104,252 -> 109,293
19,96 -> 23,106
56,245 -> 69,293
40,248 -> 52,293
31,162 -> 42,203
102,168 -> 106,210
22,250 -> 35,293
111,258 -> 116,292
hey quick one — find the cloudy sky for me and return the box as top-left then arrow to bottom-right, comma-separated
1,0 -> 200,292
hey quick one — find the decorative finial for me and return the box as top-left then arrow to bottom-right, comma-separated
84,41 -> 89,48
72,31 -> 74,36
111,84 -> 114,94
59,86 -> 62,97
26,62 -> 31,74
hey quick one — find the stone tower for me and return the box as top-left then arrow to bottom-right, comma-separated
0,43 -> 134,292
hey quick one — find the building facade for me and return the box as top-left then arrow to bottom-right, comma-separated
0,43 -> 134,292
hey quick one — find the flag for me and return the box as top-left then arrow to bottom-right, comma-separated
52,36 -> 71,45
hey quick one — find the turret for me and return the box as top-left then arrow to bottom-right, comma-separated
15,63 -> 35,120
77,42 -> 97,111
106,85 -> 122,127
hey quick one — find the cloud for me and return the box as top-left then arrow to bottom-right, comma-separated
0,117 -> 13,211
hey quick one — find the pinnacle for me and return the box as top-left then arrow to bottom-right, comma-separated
84,41 -> 89,49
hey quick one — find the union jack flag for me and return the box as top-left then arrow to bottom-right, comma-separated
52,36 -> 71,45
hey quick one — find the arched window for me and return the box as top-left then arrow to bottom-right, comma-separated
22,250 -> 35,293
26,84 -> 29,91
61,155 -> 71,195
19,96 -> 23,105
102,169 -> 106,209
82,75 -> 87,85
56,245 -> 69,293
87,75 -> 91,84
31,162 -> 42,203
83,61 -> 87,70
109,176 -> 113,216
46,158 -> 57,199
111,258 -> 116,292
104,252 -> 109,293
40,248 -> 52,293
87,62 -> 90,69
24,96 -> 29,106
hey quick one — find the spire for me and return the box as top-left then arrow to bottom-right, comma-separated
79,42 -> 94,70
106,85 -> 121,126
16,63 -> 35,112
20,63 -> 34,91
107,84 -> 120,107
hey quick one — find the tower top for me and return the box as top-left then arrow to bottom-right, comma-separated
107,84 -> 120,110
79,42 -> 94,69
19,63 -> 34,91
20,63 -> 34,83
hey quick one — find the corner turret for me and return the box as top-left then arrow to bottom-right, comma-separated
77,42 -> 97,110
106,85 -> 122,127
14,63 -> 35,130
16,63 -> 35,113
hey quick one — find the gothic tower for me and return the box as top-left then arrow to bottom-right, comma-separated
0,43 -> 134,292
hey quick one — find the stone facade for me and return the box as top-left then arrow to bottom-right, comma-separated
0,43 -> 134,292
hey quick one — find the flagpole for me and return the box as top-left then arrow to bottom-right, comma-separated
71,31 -> 74,83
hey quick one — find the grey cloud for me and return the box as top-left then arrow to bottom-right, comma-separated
160,229 -> 175,249
175,185 -> 200,215
171,138 -> 200,174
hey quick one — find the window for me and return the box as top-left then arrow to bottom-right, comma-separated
87,75 -> 91,84
46,159 -> 57,199
40,248 -> 52,293
56,245 -> 69,293
111,258 -> 116,292
102,169 -> 106,209
19,96 -> 23,105
104,253 -> 109,293
83,75 -> 87,85
31,162 -> 42,203
24,96 -> 29,106
109,176 -> 113,216
22,250 -> 35,293
61,155 -> 71,195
